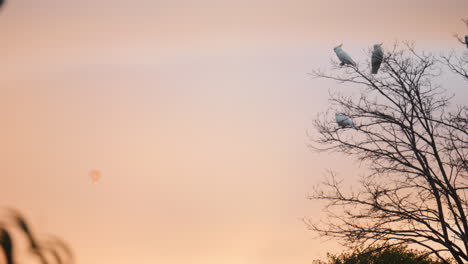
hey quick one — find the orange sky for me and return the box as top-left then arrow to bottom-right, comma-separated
1,1 -> 468,264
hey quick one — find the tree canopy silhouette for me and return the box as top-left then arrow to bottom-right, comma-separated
314,244 -> 451,264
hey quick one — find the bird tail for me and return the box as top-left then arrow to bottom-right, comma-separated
371,68 -> 378,74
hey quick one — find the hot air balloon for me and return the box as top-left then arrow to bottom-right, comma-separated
89,170 -> 101,184
333,44 -> 357,66
335,113 -> 355,128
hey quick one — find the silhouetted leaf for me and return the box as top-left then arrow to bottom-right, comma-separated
0,227 -> 14,264
47,246 -> 63,264
49,237 -> 74,263
9,210 -> 39,250
35,250 -> 49,264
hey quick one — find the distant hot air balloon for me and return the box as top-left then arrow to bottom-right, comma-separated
89,170 -> 101,184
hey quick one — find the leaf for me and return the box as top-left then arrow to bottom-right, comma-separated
36,250 -> 49,264
48,247 -> 63,264
51,238 -> 74,263
0,227 -> 14,264
9,210 -> 39,250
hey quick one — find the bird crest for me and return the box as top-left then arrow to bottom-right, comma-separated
334,43 -> 343,49
373,43 -> 383,49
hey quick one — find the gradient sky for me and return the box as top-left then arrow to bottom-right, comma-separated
1,1 -> 468,264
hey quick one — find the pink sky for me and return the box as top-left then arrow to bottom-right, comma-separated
1,1 -> 468,263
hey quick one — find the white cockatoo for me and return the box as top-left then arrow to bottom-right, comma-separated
335,113 -> 355,128
333,44 -> 356,66
371,43 -> 384,74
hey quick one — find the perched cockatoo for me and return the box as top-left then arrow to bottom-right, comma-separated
371,43 -> 384,74
333,44 -> 356,66
335,113 -> 355,128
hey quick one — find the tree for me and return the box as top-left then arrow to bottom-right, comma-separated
306,25 -> 468,264
314,244 -> 450,264
0,208 -> 73,264
445,19 -> 468,80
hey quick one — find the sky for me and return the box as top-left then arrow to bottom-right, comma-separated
1,1 -> 468,264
